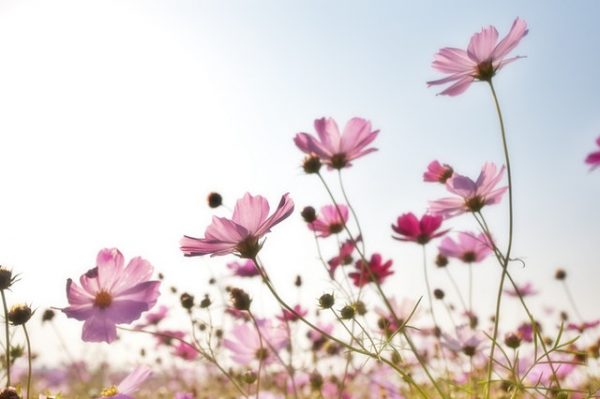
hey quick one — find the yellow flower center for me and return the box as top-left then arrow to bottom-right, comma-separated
100,385 -> 118,397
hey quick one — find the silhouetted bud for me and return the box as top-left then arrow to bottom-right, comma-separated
180,293 -> 195,310
555,269 -> 567,280
318,293 -> 334,309
200,295 -> 211,309
309,372 -> 323,390
301,206 -> 317,223
435,254 -> 448,268
242,370 -> 257,384
8,304 -> 32,325
504,333 -> 521,349
42,309 -> 55,323
433,289 -> 445,300
230,288 -> 251,311
207,192 -> 223,208
303,155 -> 322,174
294,275 -> 302,287
340,305 -> 355,320
0,387 -> 20,399
354,300 -> 367,316
0,267 -> 14,290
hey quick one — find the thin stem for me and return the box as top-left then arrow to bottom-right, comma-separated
562,281 -> 584,323
422,246 -> 439,329
1,290 -> 10,388
338,170 -> 366,254
484,80 -> 515,399
443,267 -> 468,314
23,324 -> 32,399
469,263 -> 473,317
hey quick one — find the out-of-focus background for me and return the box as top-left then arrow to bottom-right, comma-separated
0,0 -> 598,365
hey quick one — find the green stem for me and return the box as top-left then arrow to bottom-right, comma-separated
484,80 -> 514,399
338,170 -> 366,254
23,324 -> 32,399
562,281 -> 584,323
1,290 -> 9,388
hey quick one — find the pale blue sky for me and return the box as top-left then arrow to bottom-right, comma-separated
0,1 -> 598,365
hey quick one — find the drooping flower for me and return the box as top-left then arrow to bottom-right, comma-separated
429,163 -> 507,218
349,254 -> 394,287
308,204 -> 349,238
504,282 -> 538,298
180,193 -> 294,259
223,320 -> 288,366
62,248 -> 161,343
100,366 -> 152,398
294,117 -> 379,169
427,17 -> 529,96
585,136 -> 600,170
327,236 -> 360,278
227,259 -> 260,277
391,213 -> 448,245
423,161 -> 453,183
438,232 -> 492,263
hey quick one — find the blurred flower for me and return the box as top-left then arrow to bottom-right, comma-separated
227,259 -> 259,277
294,117 -> 379,169
224,320 -> 288,366
180,193 -> 294,258
442,326 -> 486,357
136,305 -> 168,329
62,248 -> 160,343
427,17 -> 528,96
173,341 -> 198,361
100,365 -> 152,398
391,213 -> 448,245
308,204 -> 349,238
276,304 -> 308,322
327,237 -> 360,278
504,282 -> 538,298
423,161 -> 453,183
349,254 -> 394,287
566,320 -> 600,333
429,163 -> 507,218
585,136 -> 600,170
439,232 -> 492,263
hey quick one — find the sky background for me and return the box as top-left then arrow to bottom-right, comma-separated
0,0 -> 599,366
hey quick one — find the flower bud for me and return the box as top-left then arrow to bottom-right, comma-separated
230,288 -> 251,311
318,293 -> 334,309
302,155 -> 322,174
242,370 -> 257,384
8,304 -> 32,325
309,372 -> 323,390
199,295 -> 211,309
340,305 -> 355,320
42,309 -> 56,323
301,206 -> 317,223
433,288 -> 445,300
504,333 -> 521,349
435,254 -> 448,268
0,387 -> 20,399
0,267 -> 14,290
555,269 -> 567,280
180,293 -> 195,310
207,192 -> 223,208
294,275 -> 302,287
354,300 -> 367,316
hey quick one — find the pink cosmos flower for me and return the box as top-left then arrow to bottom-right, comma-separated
327,236 -> 360,278
100,366 -> 152,398
391,213 -> 448,245
135,305 -> 168,329
173,341 -> 198,361
566,320 -> 600,333
429,163 -> 507,218
308,204 -> 349,238
349,253 -> 394,287
277,304 -> 308,322
375,298 -> 421,333
226,259 -> 259,277
423,161 -> 453,183
62,248 -> 161,343
585,136 -> 600,170
438,232 -> 492,263
180,193 -> 294,259
504,282 -> 538,298
223,320 -> 288,366
441,326 -> 486,357
294,117 -> 379,169
427,17 -> 528,96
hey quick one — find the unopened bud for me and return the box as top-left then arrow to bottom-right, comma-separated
318,293 -> 334,309
8,304 -> 32,325
207,192 -> 223,208
230,288 -> 251,311
180,293 -> 195,310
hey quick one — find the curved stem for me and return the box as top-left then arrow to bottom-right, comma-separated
338,170 -> 366,254
1,290 -> 10,388
443,268 -> 468,314
484,80 -> 515,399
23,324 -> 32,399
562,281 -> 584,323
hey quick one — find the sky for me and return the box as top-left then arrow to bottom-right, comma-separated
0,0 -> 599,366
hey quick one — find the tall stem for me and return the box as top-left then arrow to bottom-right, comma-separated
338,170 -> 366,254
484,80 -> 515,399
1,290 -> 10,388
422,246 -> 439,329
23,324 -> 32,399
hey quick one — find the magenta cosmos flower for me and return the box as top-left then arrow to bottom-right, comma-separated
100,365 -> 152,398
427,17 -> 528,96
327,236 -> 360,278
309,204 -> 349,237
585,136 -> 600,170
294,117 -> 379,169
429,162 -> 507,218
349,253 -> 394,287
180,193 -> 294,259
439,232 -> 492,263
63,248 -> 161,343
227,259 -> 260,277
392,213 -> 448,245
423,160 -> 453,183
